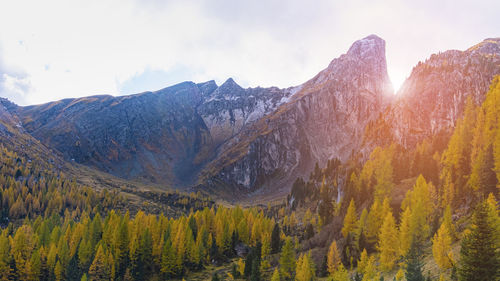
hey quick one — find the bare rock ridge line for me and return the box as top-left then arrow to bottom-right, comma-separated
1,35 -> 499,198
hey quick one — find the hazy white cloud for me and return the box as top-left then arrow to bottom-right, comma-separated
0,0 -> 498,105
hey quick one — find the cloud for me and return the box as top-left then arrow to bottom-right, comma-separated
0,0 -> 498,105
0,46 -> 31,105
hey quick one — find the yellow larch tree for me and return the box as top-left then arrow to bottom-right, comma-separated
432,222 -> 453,270
342,199 -> 358,238
327,240 -> 341,276
398,206 -> 412,257
377,211 -> 399,271
295,251 -> 315,281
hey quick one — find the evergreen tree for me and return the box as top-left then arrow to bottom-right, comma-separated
250,260 -> 261,281
405,242 -> 425,281
271,223 -> 281,254
67,253 -> 80,281
458,202 -> 499,281
137,228 -> 153,279
245,242 -> 262,278
305,224 -> 314,240
115,219 -> 129,279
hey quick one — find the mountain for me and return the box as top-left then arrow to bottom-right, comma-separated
365,38 -> 500,148
198,35 -> 393,195
2,35 -> 499,199
1,35 -> 391,197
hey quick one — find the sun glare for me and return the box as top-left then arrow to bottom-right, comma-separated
389,71 -> 406,94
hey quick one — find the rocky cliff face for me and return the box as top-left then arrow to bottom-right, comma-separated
366,38 -> 500,148
199,35 -> 393,191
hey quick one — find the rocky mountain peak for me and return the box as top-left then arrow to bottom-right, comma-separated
218,78 -> 243,92
466,37 -> 500,55
308,34 -> 392,99
346,34 -> 386,60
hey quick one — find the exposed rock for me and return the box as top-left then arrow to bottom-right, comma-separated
199,35 -> 393,192
367,37 -> 500,148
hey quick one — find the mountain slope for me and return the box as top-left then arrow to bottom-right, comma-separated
199,35 -> 393,194
11,76 -> 296,188
4,35 -> 391,196
365,37 -> 500,149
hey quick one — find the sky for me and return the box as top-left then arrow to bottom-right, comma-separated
0,0 -> 498,106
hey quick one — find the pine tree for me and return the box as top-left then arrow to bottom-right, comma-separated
271,223 -> 281,254
280,238 -> 296,281
250,260 -> 261,281
66,253 -> 80,281
458,202 -> 499,281
327,240 -> 341,275
432,222 -> 453,270
405,242 -> 425,281
377,211 -> 398,271
342,199 -> 358,238
114,219 -> 129,279
137,228 -> 153,279
486,193 -> 500,247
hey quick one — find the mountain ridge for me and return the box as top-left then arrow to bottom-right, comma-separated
2,35 -> 499,199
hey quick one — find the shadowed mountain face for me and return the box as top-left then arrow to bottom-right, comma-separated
12,76 -> 297,188
2,35 -> 498,198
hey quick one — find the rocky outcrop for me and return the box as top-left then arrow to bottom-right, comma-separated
199,35 -> 393,191
366,38 -> 500,148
